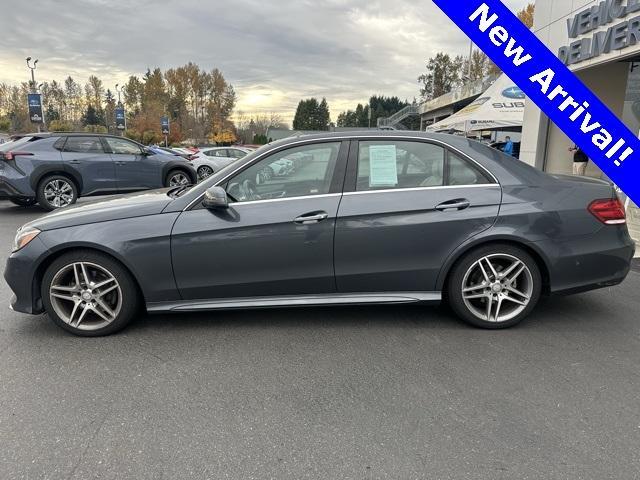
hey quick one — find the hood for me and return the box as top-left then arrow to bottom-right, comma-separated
27,188 -> 175,231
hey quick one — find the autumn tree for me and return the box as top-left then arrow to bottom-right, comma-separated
418,53 -> 465,100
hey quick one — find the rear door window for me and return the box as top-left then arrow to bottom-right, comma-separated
62,137 -> 105,154
447,152 -> 492,185
356,140 -> 445,191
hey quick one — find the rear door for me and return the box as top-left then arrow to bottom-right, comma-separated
61,136 -> 117,195
103,137 -> 162,191
334,139 -> 501,293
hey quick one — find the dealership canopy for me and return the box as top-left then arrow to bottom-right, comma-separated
426,74 -> 525,133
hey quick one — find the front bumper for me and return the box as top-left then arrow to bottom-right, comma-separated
3,236 -> 50,315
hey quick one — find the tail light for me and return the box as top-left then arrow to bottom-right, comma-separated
588,198 -> 626,225
1,151 -> 34,161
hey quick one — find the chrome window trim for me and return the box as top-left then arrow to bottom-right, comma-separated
228,193 -> 342,207
184,135 -> 500,211
342,184 -> 500,196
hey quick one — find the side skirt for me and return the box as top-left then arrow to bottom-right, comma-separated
146,292 -> 442,313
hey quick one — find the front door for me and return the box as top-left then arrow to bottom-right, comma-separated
171,141 -> 348,300
334,139 -> 502,293
103,137 -> 161,191
61,136 -> 117,195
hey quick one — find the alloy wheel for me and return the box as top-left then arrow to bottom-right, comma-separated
44,179 -> 74,208
169,172 -> 190,186
49,262 -> 122,331
197,166 -> 214,180
461,253 -> 534,323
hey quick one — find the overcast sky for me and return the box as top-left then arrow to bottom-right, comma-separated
0,0 -> 529,123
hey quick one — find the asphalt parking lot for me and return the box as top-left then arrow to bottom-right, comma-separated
1,199 -> 639,480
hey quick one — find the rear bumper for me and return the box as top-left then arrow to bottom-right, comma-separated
3,237 -> 50,315
536,226 -> 635,295
0,170 -> 34,199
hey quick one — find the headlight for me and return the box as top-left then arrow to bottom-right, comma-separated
12,227 -> 41,253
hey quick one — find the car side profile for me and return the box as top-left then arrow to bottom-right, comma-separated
0,133 -> 197,210
4,131 -> 635,336
191,146 -> 250,180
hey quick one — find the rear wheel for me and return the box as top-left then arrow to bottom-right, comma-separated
41,250 -> 139,336
447,244 -> 542,329
165,169 -> 191,187
9,197 -> 37,207
36,175 -> 78,211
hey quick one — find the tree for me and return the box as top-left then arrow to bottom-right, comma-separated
82,105 -> 105,127
418,53 -> 464,100
293,98 -> 330,130
518,3 -> 535,28
461,50 -> 489,82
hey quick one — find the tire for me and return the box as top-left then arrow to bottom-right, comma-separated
36,174 -> 78,211
41,250 -> 140,337
9,197 -> 37,207
447,244 -> 542,329
165,169 -> 192,187
197,165 -> 214,181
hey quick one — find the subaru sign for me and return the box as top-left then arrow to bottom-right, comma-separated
115,106 -> 126,130
28,93 -> 43,123
161,116 -> 170,135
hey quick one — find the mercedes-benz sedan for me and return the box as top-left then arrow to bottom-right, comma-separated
4,132 -> 635,336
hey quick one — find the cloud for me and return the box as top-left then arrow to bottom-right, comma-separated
0,0 -> 530,122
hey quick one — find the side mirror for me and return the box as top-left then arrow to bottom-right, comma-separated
202,186 -> 229,210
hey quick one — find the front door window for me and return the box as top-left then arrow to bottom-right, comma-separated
226,142 -> 341,202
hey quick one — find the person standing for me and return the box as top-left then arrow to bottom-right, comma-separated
502,136 -> 514,156
569,144 -> 588,175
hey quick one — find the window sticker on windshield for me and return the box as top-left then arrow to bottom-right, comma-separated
369,145 -> 398,187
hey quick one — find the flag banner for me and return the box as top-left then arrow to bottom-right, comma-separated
115,105 -> 126,130
161,116 -> 170,135
432,0 -> 640,204
27,93 -> 44,124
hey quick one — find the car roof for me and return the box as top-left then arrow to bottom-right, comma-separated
18,132 -> 136,140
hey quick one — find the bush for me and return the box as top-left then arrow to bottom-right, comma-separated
0,118 -> 10,132
83,124 -> 108,133
48,120 -> 74,132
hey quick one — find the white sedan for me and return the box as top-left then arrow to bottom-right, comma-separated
192,147 -> 252,180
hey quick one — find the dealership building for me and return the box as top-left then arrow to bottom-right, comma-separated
520,0 -> 640,243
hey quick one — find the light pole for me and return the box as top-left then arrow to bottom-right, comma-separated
115,84 -> 124,106
26,57 -> 38,92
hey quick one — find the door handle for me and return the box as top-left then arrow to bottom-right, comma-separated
435,199 -> 471,211
115,161 -> 127,166
68,160 -> 81,165
294,211 -> 329,224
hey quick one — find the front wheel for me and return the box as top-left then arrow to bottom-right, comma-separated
165,170 -> 192,187
41,250 -> 139,336
197,165 -> 214,181
447,244 -> 542,329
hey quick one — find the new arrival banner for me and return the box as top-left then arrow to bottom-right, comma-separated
27,93 -> 44,123
432,0 -> 640,205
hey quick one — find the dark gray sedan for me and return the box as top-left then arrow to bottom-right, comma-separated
4,132 -> 635,336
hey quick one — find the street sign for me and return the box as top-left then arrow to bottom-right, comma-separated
27,93 -> 43,123
115,105 -> 126,130
161,116 -> 170,135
